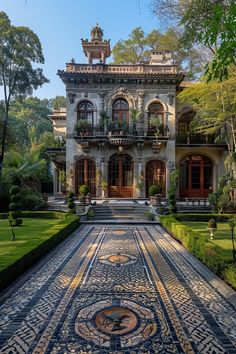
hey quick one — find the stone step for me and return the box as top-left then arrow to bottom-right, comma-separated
81,220 -> 160,225
91,205 -> 152,221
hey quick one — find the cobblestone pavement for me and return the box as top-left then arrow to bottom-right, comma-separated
0,225 -> 236,354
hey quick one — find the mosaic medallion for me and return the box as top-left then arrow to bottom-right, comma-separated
95,306 -> 138,335
74,298 -> 158,349
99,252 -> 138,267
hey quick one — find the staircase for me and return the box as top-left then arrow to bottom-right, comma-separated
90,204 -> 153,222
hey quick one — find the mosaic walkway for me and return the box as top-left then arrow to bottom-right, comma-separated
0,225 -> 236,354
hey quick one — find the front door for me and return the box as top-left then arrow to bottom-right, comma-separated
108,154 -> 133,198
179,155 -> 213,198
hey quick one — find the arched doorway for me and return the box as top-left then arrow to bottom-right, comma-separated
146,160 -> 166,197
75,159 -> 96,196
108,154 -> 133,198
179,154 -> 213,198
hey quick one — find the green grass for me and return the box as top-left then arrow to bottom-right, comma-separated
0,217 -> 74,272
181,221 -> 234,262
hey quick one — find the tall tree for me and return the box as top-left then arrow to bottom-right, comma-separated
50,95 -> 66,109
112,27 -> 209,79
9,97 -> 52,146
0,11 -> 48,183
178,72 -> 236,173
150,0 -> 236,80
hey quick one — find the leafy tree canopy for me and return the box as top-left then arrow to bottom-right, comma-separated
179,72 -> 236,156
150,0 -> 236,80
50,96 -> 66,109
4,97 -> 53,149
0,11 -> 48,182
112,26 -> 209,80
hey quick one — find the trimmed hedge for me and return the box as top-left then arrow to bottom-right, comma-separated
160,215 -> 233,283
21,211 -> 66,219
0,213 -> 8,219
0,211 -> 67,220
0,215 -> 80,291
176,213 -> 235,222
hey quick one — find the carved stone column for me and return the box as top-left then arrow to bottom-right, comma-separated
98,92 -> 106,112
167,161 -> 175,198
68,163 -> 75,192
137,90 -> 145,135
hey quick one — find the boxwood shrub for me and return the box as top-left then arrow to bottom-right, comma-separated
0,215 -> 80,291
176,213 -> 235,222
160,215 -> 231,283
21,211 -> 66,219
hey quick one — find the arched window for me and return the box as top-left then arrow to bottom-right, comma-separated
179,154 -> 213,198
77,101 -> 94,125
178,110 -> 195,143
146,160 -> 166,197
75,159 -> 96,196
112,99 -> 129,129
148,102 -> 164,135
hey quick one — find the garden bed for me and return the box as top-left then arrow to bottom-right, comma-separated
160,215 -> 236,290
0,212 -> 80,291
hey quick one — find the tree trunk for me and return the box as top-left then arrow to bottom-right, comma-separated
0,106 -> 9,185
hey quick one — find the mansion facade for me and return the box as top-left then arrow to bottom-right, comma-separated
49,25 -> 227,199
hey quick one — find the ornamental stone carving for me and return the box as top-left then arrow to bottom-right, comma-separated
68,92 -> 75,104
168,93 -> 174,105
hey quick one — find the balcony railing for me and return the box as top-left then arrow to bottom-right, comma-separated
176,133 -> 226,145
147,124 -> 169,137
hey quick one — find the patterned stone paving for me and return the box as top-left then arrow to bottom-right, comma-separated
0,225 -> 236,353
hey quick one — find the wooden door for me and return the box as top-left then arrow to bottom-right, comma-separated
108,154 -> 133,198
76,159 -> 96,196
179,155 -> 213,198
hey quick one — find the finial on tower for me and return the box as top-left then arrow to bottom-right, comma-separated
81,25 -> 111,64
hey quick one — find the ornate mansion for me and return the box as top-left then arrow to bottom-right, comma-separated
49,25 -> 227,200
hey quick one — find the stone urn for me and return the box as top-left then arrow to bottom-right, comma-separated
207,219 -> 217,240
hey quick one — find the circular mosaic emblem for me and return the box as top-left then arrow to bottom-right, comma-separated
95,306 -> 138,335
99,252 -> 137,267
75,298 -> 158,349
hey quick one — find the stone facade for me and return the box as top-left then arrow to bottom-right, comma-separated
50,26 -> 227,199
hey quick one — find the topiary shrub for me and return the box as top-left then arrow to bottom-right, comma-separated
207,218 -> 217,229
9,185 -> 22,227
149,185 -> 161,196
79,185 -> 89,196
9,186 -> 21,195
67,191 -> 76,213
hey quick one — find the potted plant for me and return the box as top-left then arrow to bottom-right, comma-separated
75,119 -> 92,135
149,184 -> 161,206
129,108 -> 140,134
79,184 -> 89,203
149,116 -> 162,136
207,218 -> 217,239
99,111 -> 110,134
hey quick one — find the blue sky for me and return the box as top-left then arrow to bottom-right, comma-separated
1,0 -> 161,99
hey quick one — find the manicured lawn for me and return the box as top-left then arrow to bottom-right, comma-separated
0,217 -> 74,272
181,222 -> 234,262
